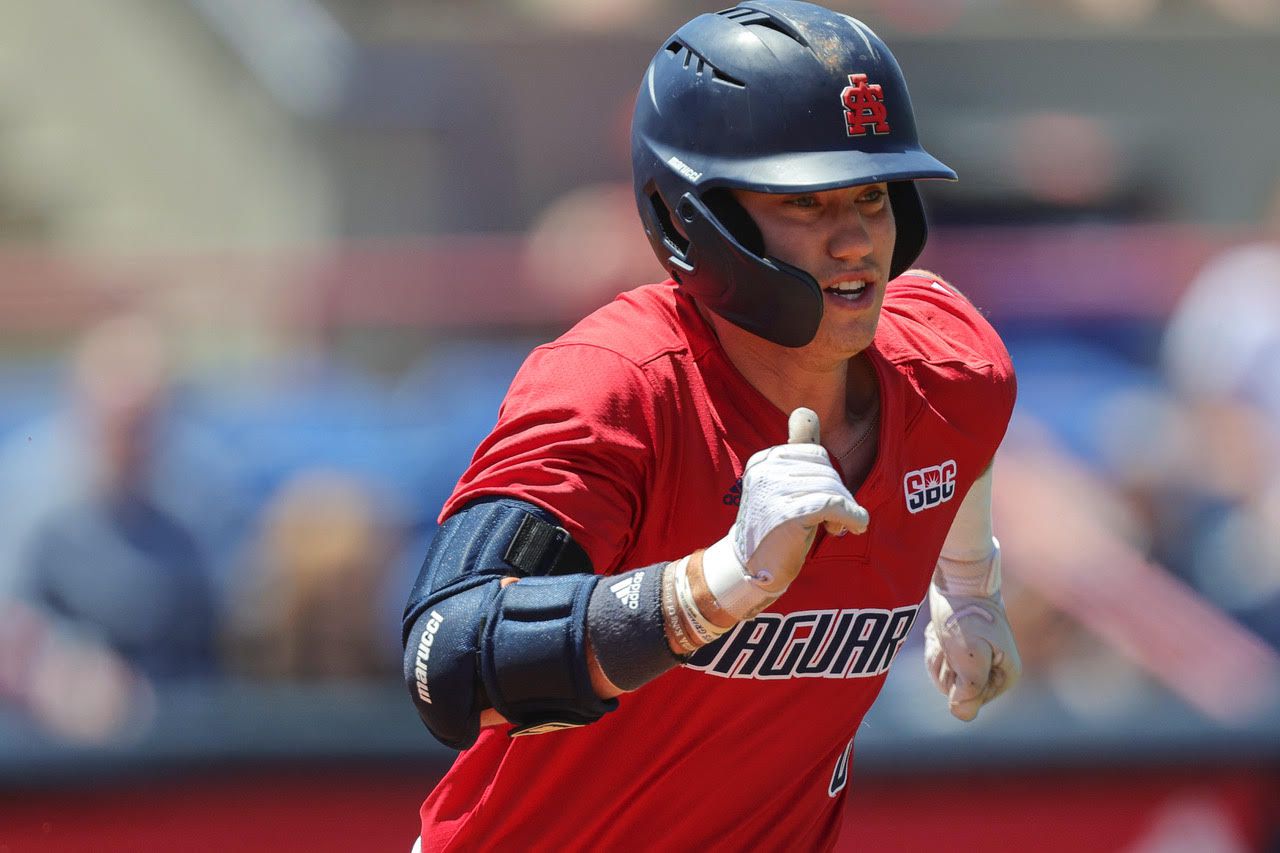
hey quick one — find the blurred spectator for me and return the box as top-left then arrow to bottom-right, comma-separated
225,469 -> 400,681
1159,241 -> 1280,648
2,315 -> 226,681
524,182 -> 659,315
0,316 -> 250,600
994,417 -> 1280,722
1163,243 -> 1280,423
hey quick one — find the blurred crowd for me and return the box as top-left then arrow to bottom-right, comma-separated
0,310 -> 534,743
0,234 -> 1277,745
990,238 -> 1280,724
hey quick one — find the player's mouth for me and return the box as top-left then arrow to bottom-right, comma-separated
822,275 -> 876,307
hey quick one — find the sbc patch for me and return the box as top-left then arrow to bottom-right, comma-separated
903,460 -> 957,514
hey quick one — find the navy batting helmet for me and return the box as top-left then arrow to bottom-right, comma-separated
631,1 -> 956,347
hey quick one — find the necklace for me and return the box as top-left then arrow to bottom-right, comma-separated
835,355 -> 880,461
834,403 -> 879,461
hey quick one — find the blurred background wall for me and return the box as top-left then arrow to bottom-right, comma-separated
1,1 -> 1279,851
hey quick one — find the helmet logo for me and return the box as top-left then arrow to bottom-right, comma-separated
841,74 -> 891,137
666,155 -> 703,183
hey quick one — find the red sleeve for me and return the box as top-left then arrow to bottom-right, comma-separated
440,343 -> 660,574
882,273 -> 1017,454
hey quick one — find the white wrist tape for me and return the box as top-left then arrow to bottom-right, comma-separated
673,559 -> 730,646
661,559 -> 697,654
702,537 -> 781,622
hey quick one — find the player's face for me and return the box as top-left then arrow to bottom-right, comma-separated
732,182 -> 895,360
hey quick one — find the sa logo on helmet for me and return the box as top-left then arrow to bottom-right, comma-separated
841,73 -> 891,137
903,460 -> 957,514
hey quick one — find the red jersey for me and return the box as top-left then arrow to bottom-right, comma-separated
422,274 -> 1016,850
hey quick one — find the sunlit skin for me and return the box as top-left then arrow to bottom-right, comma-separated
698,182 -> 897,478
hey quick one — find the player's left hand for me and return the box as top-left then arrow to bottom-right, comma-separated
923,562 -> 1021,722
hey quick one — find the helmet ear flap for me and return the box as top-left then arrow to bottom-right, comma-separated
702,189 -> 765,258
669,192 -> 823,347
888,182 -> 928,280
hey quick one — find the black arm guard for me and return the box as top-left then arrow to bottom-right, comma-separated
401,498 -> 613,749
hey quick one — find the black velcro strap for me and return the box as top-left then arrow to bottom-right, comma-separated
502,512 -> 591,577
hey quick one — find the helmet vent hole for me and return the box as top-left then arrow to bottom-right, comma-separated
711,68 -> 745,88
649,192 -> 689,255
722,9 -> 810,49
663,38 -> 745,87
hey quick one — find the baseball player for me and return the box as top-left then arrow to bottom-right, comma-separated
403,1 -> 1020,848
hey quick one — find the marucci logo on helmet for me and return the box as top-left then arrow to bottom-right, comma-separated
667,156 -> 702,182
841,74 -> 890,137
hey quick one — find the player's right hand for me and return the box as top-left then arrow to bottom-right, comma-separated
702,408 -> 869,620
738,407 -> 870,590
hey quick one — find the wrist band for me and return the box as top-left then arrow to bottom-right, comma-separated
701,537 -> 783,622
586,565 -> 682,690
661,559 -> 697,654
674,561 -> 730,645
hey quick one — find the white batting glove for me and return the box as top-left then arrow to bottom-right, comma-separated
702,408 -> 869,621
924,541 -> 1021,721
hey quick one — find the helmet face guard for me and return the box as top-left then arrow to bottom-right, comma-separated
632,0 -> 956,347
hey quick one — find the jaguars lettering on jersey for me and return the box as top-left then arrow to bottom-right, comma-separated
686,606 -> 919,680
